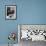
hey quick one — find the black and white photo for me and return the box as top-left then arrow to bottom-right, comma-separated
5,5 -> 16,20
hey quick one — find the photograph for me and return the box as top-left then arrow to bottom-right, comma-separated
5,5 -> 16,20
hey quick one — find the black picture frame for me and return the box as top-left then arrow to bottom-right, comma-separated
5,5 -> 17,20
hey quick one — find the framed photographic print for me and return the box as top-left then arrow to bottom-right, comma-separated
5,5 -> 16,20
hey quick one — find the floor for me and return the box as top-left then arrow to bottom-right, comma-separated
0,40 -> 46,46
19,39 -> 46,46
0,44 -> 18,46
